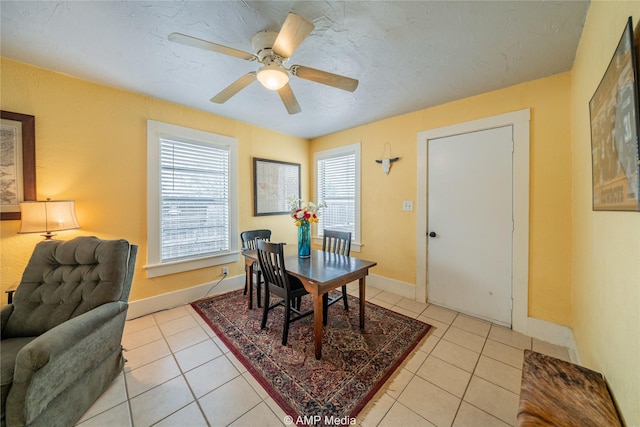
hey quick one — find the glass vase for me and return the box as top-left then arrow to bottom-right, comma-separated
298,221 -> 311,258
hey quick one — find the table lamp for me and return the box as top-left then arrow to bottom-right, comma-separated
18,198 -> 80,239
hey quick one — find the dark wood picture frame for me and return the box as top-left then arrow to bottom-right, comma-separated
589,17 -> 640,211
1,111 -> 37,220
253,158 -> 300,216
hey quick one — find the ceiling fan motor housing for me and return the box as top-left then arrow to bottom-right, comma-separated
252,31 -> 280,62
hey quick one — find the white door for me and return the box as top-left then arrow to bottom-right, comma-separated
427,126 -> 513,325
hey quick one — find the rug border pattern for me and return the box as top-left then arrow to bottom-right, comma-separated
191,291 -> 431,425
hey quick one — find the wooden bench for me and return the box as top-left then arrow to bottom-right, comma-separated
518,350 -> 623,426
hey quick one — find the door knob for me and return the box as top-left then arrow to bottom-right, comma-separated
429,231 -> 437,238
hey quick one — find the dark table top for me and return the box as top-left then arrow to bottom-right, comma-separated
242,248 -> 377,285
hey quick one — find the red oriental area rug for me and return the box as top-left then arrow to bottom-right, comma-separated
191,289 -> 431,426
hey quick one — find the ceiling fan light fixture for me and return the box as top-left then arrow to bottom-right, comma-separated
256,63 -> 289,90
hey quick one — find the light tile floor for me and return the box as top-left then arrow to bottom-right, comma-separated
75,286 -> 570,427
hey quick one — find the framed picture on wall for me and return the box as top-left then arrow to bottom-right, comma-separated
589,17 -> 640,211
253,158 -> 300,216
1,111 -> 37,220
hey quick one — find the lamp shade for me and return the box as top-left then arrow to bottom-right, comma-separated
256,63 -> 289,90
19,199 -> 80,239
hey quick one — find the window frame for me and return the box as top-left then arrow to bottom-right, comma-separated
313,142 -> 362,252
146,120 -> 239,278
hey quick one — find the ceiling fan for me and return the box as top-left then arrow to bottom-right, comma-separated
168,12 -> 358,115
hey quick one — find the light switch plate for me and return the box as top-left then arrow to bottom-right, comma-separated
402,200 -> 414,211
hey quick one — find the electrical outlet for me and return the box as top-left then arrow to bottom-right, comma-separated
402,200 -> 414,211
222,267 -> 229,275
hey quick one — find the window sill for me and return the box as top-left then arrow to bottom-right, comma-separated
144,251 -> 239,278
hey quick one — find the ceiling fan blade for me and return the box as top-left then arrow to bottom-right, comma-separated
290,65 -> 359,92
272,13 -> 314,58
211,72 -> 257,104
168,32 -> 258,61
277,84 -> 301,115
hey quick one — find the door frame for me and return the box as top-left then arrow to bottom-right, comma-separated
416,109 -> 530,333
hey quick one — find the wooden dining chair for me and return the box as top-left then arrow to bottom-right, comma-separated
256,240 -> 314,345
322,229 -> 352,324
240,229 -> 271,308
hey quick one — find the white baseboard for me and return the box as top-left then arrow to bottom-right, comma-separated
366,273 -> 416,299
126,274 -> 245,320
127,272 -> 581,363
526,316 -> 581,364
367,274 -> 582,363
126,272 -> 407,319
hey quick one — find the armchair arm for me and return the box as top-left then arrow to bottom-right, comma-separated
6,301 -> 128,426
1,304 -> 14,334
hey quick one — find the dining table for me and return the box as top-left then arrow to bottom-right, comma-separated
242,247 -> 377,359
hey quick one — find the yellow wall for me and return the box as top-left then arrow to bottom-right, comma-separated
570,2 -> 640,424
3,6 -> 639,419
312,72 -> 574,326
0,58 -> 308,303
2,57 -> 573,327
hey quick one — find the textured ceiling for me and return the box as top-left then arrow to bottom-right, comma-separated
0,1 -> 589,138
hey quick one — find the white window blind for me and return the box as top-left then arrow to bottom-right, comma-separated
160,138 -> 229,261
315,143 -> 360,245
146,120 -> 239,278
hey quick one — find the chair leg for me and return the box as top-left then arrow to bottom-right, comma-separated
261,287 -> 270,329
290,296 -> 301,309
323,294 -> 329,326
257,282 -> 262,308
282,297 -> 291,345
243,267 -> 248,295
342,285 -> 349,310
256,271 -> 262,308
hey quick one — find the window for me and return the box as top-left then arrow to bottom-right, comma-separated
146,120 -> 238,277
314,143 -> 361,251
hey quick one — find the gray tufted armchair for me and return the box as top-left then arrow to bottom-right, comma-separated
1,236 -> 137,427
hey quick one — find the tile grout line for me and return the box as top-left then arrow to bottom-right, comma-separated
179,309 -> 281,426
383,300 -> 523,426
108,292 -> 567,427
157,316 -> 213,427
128,311 -> 203,426
450,311 -> 487,427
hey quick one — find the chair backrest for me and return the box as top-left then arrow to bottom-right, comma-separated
256,239 -> 291,294
241,229 -> 271,250
3,236 -> 137,338
322,229 -> 352,256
